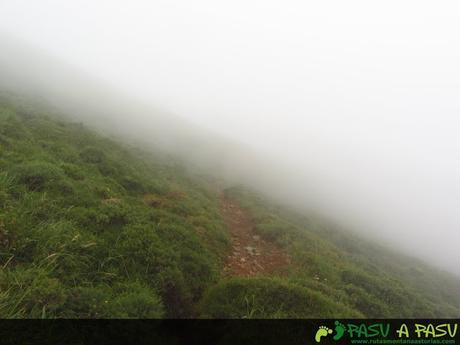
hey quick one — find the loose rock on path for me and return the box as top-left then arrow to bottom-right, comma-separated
220,195 -> 291,277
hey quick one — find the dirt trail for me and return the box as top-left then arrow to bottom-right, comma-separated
221,194 -> 291,277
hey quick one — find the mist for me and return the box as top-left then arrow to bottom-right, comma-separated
1,0 -> 460,274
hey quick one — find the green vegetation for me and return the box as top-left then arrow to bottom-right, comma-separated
0,100 -> 229,318
200,277 -> 362,318
1,97 -> 459,318
219,187 -> 460,318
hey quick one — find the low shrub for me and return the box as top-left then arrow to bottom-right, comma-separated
60,163 -> 85,181
200,277 -> 362,318
0,267 -> 67,318
80,147 -> 106,164
12,161 -> 64,192
64,282 -> 164,318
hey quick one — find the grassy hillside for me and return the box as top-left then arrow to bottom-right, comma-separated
0,99 -> 230,318
204,188 -> 460,318
1,98 -> 459,318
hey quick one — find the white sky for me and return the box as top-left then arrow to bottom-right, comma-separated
1,0 -> 460,273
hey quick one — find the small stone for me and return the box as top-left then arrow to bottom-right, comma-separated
245,246 -> 256,255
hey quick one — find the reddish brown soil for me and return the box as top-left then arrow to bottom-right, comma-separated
221,195 -> 291,277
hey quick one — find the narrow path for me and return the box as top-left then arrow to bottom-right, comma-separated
220,194 -> 291,277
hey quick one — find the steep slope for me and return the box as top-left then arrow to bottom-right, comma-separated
201,187 -> 460,318
0,99 -> 230,318
1,98 -> 459,318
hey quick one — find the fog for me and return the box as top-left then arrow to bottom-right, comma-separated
1,0 -> 460,274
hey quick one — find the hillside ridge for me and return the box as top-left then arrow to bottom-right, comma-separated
1,98 -> 459,318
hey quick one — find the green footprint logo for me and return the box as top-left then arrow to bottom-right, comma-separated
315,326 -> 333,343
333,321 -> 346,341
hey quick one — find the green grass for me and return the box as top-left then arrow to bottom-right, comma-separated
1,96 -> 459,318
200,277 -> 363,318
222,187 -> 460,318
0,100 -> 229,318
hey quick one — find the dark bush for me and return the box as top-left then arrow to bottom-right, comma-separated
12,161 -> 64,191
120,176 -> 146,193
80,147 -> 106,164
